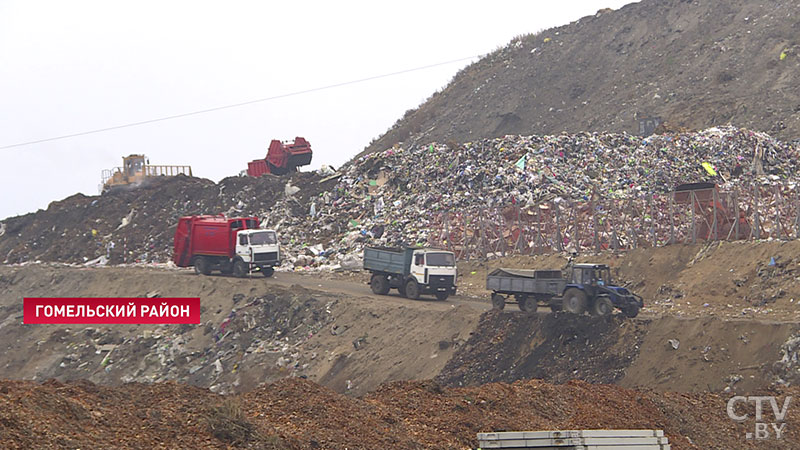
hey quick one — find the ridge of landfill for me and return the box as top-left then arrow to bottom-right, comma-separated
1,126 -> 798,270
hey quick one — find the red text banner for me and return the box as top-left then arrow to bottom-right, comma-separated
23,298 -> 201,324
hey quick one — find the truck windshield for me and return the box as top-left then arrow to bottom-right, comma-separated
426,253 -> 455,267
249,231 -> 277,245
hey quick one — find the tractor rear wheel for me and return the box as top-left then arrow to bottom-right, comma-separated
491,293 -> 506,310
370,275 -> 390,295
562,288 -> 587,315
591,296 -> 613,317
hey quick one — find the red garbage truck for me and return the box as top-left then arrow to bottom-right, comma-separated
172,215 -> 280,277
247,137 -> 313,177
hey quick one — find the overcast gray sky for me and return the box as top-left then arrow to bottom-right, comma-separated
0,0 -> 636,220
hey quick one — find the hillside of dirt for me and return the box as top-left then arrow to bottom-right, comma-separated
3,248 -> 800,398
3,248 -> 800,447
2,377 -> 798,449
0,265 -> 481,396
363,0 -> 800,156
437,310 -> 798,394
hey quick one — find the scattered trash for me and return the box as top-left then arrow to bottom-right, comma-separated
285,182 -> 300,197
83,255 -> 108,267
117,209 -> 136,230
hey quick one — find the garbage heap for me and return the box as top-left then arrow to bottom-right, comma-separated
269,126 -> 800,270
2,126 -> 798,268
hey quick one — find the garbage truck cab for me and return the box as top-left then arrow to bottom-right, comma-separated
172,215 -> 281,278
235,229 -> 280,274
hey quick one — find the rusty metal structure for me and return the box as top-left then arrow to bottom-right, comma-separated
427,182 -> 800,260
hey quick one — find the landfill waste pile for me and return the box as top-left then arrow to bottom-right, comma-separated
3,376 -> 799,449
5,284 -> 336,395
364,0 -> 800,156
261,126 -> 800,268
1,126 -> 799,270
109,288 -> 336,395
775,332 -> 800,386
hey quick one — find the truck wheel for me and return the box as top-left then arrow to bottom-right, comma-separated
435,292 -> 449,301
623,304 -> 640,318
233,260 -> 248,278
194,257 -> 211,275
562,288 -> 587,315
516,295 -> 537,313
370,275 -> 390,295
591,296 -> 613,317
261,267 -> 275,278
405,279 -> 420,300
491,293 -> 506,310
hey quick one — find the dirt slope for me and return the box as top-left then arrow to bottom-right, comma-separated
364,0 -> 800,156
0,265 -> 481,396
3,246 -> 800,396
622,315 -> 798,392
437,310 -> 798,394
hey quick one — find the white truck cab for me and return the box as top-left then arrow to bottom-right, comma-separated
409,249 -> 457,287
235,229 -> 280,276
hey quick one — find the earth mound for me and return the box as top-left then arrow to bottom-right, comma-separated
364,0 -> 800,156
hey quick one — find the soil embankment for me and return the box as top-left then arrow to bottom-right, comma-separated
3,260 -> 798,396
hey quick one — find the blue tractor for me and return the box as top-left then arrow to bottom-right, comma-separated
560,263 -> 643,317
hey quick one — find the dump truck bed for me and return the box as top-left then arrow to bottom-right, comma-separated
363,247 -> 411,276
486,268 -> 566,296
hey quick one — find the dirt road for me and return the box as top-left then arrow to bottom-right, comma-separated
253,269 -> 492,312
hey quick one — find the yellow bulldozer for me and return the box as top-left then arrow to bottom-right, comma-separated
100,154 -> 192,193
